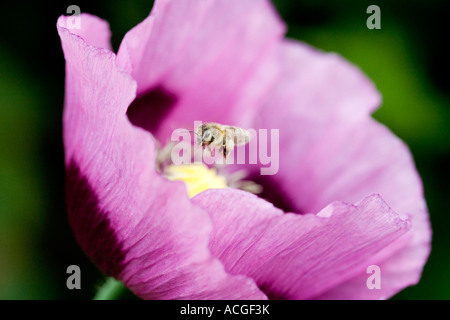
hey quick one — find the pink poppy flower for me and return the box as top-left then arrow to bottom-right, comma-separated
57,0 -> 431,300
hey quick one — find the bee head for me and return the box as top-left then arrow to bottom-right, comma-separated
202,129 -> 213,142
194,124 -> 212,146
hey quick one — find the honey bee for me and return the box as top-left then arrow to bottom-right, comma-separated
195,122 -> 250,157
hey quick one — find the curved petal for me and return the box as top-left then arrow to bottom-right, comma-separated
192,189 -> 411,299
57,13 -> 113,51
117,0 -> 285,142
244,40 -> 431,298
58,15 -> 266,300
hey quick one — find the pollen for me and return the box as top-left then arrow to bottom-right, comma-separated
164,164 -> 228,198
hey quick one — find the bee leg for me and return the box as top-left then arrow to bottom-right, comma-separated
224,140 -> 234,158
223,146 -> 232,158
204,145 -> 212,157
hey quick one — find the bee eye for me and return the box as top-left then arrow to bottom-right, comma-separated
202,129 -> 212,141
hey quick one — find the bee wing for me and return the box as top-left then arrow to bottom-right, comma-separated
230,127 -> 250,146
225,138 -> 235,150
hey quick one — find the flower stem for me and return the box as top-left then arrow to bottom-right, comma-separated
93,277 -> 126,300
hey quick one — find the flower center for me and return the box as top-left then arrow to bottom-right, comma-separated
165,164 -> 228,198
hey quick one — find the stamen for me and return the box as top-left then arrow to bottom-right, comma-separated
225,169 -> 263,194
158,142 -> 263,198
165,164 -> 228,198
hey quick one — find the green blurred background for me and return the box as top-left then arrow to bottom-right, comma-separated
0,0 -> 449,299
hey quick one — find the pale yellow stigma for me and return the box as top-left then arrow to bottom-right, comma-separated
165,164 -> 228,198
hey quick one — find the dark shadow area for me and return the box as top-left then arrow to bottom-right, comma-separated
65,161 -> 126,278
127,86 -> 178,134
248,173 -> 303,215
